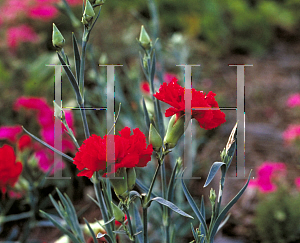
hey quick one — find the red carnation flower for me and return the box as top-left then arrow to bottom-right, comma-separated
0,145 -> 23,194
153,80 -> 226,130
73,127 -> 153,178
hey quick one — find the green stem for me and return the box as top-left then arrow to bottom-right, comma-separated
93,174 -> 116,243
145,163 -> 161,205
143,207 -> 148,243
124,206 -> 135,241
161,161 -> 170,243
78,29 -> 91,139
79,29 -> 88,96
215,172 -> 226,218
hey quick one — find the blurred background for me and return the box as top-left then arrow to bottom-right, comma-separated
1,0 -> 300,242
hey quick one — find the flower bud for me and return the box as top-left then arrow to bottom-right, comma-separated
164,115 -> 185,150
111,202 -> 125,223
109,167 -> 128,200
52,23 -> 65,50
209,188 -> 216,205
149,124 -> 162,152
127,168 -> 136,191
81,0 -> 95,25
138,25 -> 152,51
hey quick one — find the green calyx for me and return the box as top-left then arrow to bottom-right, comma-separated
52,23 -> 65,50
82,0 -> 95,25
109,167 -> 128,201
127,168 -> 136,191
138,25 -> 152,51
149,123 -> 162,152
164,115 -> 185,150
111,202 -> 125,223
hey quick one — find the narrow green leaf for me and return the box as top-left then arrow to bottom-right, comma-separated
40,211 -> 81,243
167,159 -> 179,202
142,97 -> 151,133
203,162 -> 226,187
103,216 -> 115,226
139,51 -> 148,80
216,213 -> 230,234
49,194 -> 65,219
56,189 -> 84,240
72,33 -> 81,84
209,171 -> 252,242
57,52 -> 82,104
150,50 -> 156,85
129,191 -> 142,205
100,181 -> 113,219
64,192 -> 85,240
150,197 -> 193,219
89,6 -> 102,33
87,194 -> 101,208
155,99 -> 165,139
199,196 -> 206,236
135,179 -> 159,198
84,218 -> 98,243
22,126 -> 73,162
181,173 -> 208,236
133,204 -> 143,243
65,54 -> 70,66
191,223 -> 199,243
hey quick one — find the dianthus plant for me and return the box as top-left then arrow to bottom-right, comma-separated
22,1 -> 252,242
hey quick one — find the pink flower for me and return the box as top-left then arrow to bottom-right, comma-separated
0,0 -> 31,23
28,5 -> 58,20
14,96 -> 76,174
249,162 -> 287,193
0,125 -> 22,142
6,25 -> 39,49
34,150 -> 65,173
295,177 -> 300,191
282,124 -> 300,144
286,93 -> 300,108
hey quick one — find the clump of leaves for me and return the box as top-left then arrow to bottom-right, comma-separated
254,187 -> 300,243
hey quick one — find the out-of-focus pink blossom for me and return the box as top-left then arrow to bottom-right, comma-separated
34,150 -> 65,173
28,5 -> 58,20
286,93 -> 300,108
1,0 -> 81,50
14,96 -> 49,111
6,25 -> 39,49
295,177 -> 300,191
0,125 -> 22,142
0,0 -> 31,23
13,96 -> 76,174
249,162 -> 287,193
282,124 -> 300,144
